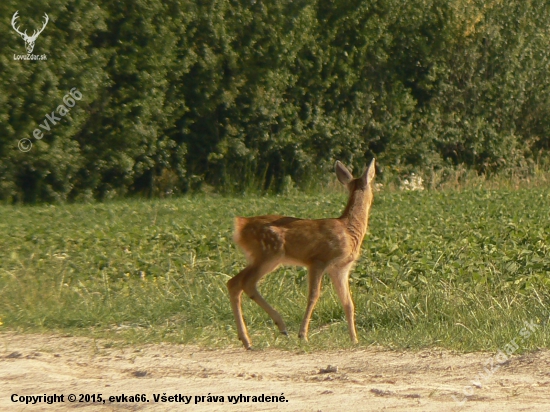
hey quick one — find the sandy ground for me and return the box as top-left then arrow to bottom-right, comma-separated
1,332 -> 550,411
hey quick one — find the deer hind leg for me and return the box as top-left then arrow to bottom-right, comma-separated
227,259 -> 285,349
298,263 -> 326,341
227,266 -> 253,349
328,263 -> 358,344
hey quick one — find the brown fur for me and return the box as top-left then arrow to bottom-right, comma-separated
227,159 -> 376,349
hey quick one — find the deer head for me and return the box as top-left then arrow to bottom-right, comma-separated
11,11 -> 49,54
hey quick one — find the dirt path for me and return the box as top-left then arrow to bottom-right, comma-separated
1,332 -> 549,411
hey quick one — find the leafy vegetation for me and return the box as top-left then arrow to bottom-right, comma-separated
2,0 -> 550,202
1,187 -> 548,351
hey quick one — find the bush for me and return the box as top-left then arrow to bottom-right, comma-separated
1,0 -> 549,202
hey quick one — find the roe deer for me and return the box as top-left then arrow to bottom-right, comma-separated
227,159 -> 376,349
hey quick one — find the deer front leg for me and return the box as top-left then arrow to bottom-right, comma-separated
298,264 -> 325,341
328,263 -> 358,344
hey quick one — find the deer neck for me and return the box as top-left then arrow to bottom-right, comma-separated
339,189 -> 370,251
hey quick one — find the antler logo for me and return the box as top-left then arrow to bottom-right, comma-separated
11,11 -> 49,54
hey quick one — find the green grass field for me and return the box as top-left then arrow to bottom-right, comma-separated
1,188 -> 549,352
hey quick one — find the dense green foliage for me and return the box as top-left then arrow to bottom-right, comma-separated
2,0 -> 550,202
0,189 -> 548,350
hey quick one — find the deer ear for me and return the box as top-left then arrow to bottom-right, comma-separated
335,161 -> 353,185
361,158 -> 376,184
